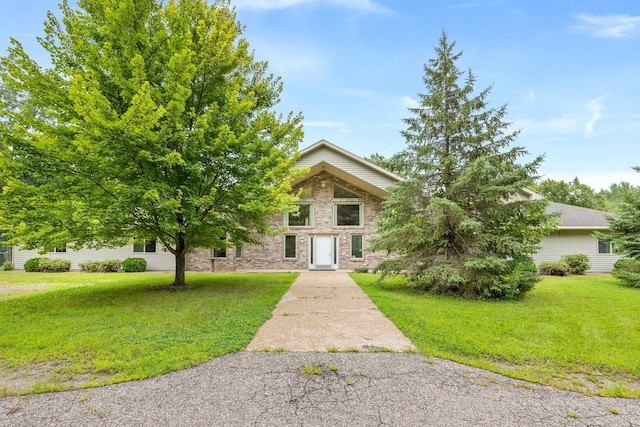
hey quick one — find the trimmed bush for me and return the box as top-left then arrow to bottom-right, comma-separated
24,257 -> 43,272
122,257 -> 147,272
612,258 -> 640,288
353,266 -> 369,273
538,261 -> 570,276
79,259 -> 121,272
38,258 -> 71,273
1,260 -> 14,271
560,254 -> 591,275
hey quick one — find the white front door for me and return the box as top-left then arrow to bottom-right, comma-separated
310,235 -> 337,270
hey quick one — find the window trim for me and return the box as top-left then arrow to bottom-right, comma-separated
133,240 -> 156,253
284,235 -> 297,259
333,184 -> 362,199
286,204 -> 314,227
597,239 -> 613,254
213,236 -> 227,258
334,203 -> 363,227
351,234 -> 363,259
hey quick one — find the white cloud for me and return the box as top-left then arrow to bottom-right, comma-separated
583,95 -> 606,137
234,0 -> 390,13
574,14 -> 640,38
401,96 -> 420,109
515,95 -> 608,138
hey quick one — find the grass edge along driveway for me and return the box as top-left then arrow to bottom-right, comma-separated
351,273 -> 640,398
0,272 -> 298,396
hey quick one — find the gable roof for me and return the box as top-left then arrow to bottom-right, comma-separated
295,140 -> 403,198
548,202 -> 612,230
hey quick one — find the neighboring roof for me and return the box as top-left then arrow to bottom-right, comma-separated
548,202 -> 612,230
295,139 -> 403,198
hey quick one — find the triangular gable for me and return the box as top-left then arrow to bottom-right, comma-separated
295,140 -> 403,198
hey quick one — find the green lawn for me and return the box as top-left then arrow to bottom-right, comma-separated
351,273 -> 640,398
0,271 -> 297,395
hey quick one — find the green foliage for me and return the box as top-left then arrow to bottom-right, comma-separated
369,32 -> 555,300
25,257 -> 71,272
612,258 -> 640,288
0,0 -> 304,287
531,177 -> 608,210
352,273 -> 640,397
1,261 -> 14,271
538,261 -> 570,276
598,182 -> 638,213
353,266 -> 369,273
122,257 -> 147,273
78,259 -> 121,272
560,254 -> 590,275
38,258 -> 72,273
23,257 -> 42,272
594,180 -> 640,261
364,152 -> 411,177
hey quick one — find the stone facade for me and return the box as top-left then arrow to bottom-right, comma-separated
185,171 -> 393,272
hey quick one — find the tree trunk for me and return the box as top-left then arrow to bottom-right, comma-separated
172,234 -> 187,287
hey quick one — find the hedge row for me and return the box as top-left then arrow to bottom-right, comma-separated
24,257 -> 147,273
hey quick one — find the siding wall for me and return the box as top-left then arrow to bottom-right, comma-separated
13,245 -> 176,271
186,172 -> 393,272
296,146 -> 397,191
533,230 -> 621,273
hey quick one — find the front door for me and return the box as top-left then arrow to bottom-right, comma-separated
310,235 -> 337,270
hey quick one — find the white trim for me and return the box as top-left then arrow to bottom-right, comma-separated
334,203 -> 364,227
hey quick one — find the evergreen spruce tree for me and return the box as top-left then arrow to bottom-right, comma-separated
370,32 -> 555,299
595,167 -> 640,260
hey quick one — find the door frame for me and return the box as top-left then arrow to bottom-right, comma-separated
309,235 -> 338,270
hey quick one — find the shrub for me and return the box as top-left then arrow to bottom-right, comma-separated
353,266 -> 369,273
538,261 -> 570,276
24,257 -> 43,272
1,260 -> 14,271
79,259 -> 121,272
612,258 -> 640,288
38,258 -> 71,272
122,257 -> 147,272
560,254 -> 591,275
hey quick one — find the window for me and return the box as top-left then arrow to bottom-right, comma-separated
299,185 -> 314,199
287,204 -> 313,227
351,235 -> 363,259
133,240 -> 156,253
49,246 -> 67,253
334,184 -> 361,199
285,235 -> 296,259
213,236 -> 227,258
335,204 -> 362,226
235,245 -> 242,259
598,239 -> 613,254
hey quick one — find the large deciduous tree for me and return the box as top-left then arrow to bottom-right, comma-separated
530,177 -> 608,211
0,0 -> 304,286
370,32 -> 556,299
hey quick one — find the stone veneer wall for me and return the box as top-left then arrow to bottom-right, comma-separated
185,172 -> 394,272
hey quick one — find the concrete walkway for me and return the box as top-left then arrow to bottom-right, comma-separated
246,271 -> 415,352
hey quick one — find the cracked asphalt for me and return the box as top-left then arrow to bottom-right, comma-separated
2,272 -> 639,426
2,352 -> 639,426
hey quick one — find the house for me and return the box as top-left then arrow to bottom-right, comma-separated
532,202 -> 622,273
7,139 -> 623,273
186,139 -> 403,272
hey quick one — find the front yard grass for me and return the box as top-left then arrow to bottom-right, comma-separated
0,272 -> 297,395
351,273 -> 640,398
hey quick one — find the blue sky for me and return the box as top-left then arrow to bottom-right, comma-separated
1,1 -> 639,190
